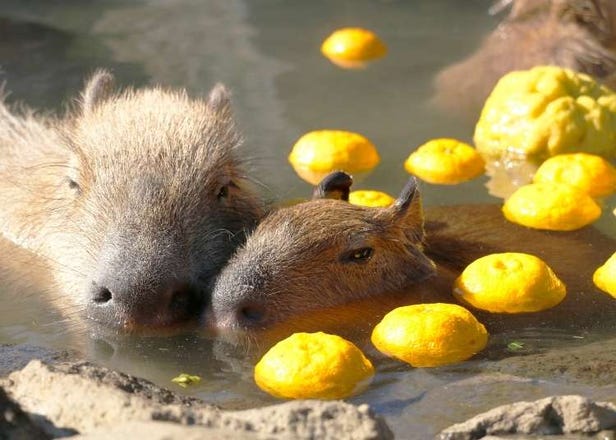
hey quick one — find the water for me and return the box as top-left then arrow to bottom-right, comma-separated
1,1 -> 615,438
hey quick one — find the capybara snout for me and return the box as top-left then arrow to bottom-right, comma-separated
0,70 -> 264,331
85,229 -> 204,329
209,172 -> 436,330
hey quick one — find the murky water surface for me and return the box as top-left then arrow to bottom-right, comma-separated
1,1 -> 615,437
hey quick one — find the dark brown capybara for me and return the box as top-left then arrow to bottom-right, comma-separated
208,171 -> 615,337
433,0 -> 616,119
0,70 -> 264,331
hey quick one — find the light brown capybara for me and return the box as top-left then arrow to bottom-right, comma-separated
0,70 -> 264,331
208,171 -> 615,337
433,0 -> 616,119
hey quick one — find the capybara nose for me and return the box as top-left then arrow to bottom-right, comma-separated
87,279 -> 202,329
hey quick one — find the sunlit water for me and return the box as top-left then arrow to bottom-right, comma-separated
1,1 -> 615,438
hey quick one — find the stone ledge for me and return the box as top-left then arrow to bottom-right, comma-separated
0,344 -> 393,440
438,395 -> 616,440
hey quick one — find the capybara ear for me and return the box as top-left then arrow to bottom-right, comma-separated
206,83 -> 232,117
312,171 -> 353,201
388,177 -> 425,242
81,69 -> 115,114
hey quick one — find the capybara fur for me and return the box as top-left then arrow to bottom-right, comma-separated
0,70 -> 264,331
209,172 -> 615,336
433,0 -> 616,119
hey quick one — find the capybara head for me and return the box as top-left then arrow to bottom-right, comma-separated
15,70 -> 264,330
208,172 -> 436,330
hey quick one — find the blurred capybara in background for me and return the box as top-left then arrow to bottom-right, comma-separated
0,70 -> 264,331
433,0 -> 616,119
208,171 -> 615,336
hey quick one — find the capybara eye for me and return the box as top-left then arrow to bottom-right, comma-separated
341,247 -> 374,264
66,177 -> 82,195
217,180 -> 239,200
217,185 -> 229,200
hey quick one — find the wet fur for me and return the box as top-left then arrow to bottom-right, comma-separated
0,70 -> 264,325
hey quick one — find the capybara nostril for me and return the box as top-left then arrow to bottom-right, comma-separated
87,276 -> 204,329
91,283 -> 113,304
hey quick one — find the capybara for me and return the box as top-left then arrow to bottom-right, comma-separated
208,171 -> 615,335
0,70 -> 264,331
433,0 -> 616,118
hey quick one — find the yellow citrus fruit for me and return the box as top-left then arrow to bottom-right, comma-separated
475,66 -> 616,160
593,252 -> 616,299
288,130 -> 380,185
453,253 -> 567,313
502,182 -> 601,231
254,332 -> 374,400
321,27 -> 387,68
404,138 -> 485,184
349,190 -> 394,207
532,153 -> 616,198
371,303 -> 488,368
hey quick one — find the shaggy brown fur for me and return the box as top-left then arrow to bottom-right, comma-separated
433,0 -> 616,119
0,70 -> 264,330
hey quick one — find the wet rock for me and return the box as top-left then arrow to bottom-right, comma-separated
438,395 -> 616,440
0,354 -> 392,439
0,386 -> 49,440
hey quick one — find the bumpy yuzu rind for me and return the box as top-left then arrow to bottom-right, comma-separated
371,303 -> 488,368
254,332 -> 374,400
321,27 -> 387,64
502,182 -> 601,231
454,252 -> 567,313
532,153 -> 616,198
474,66 -> 616,160
288,130 -> 380,185
404,138 -> 485,184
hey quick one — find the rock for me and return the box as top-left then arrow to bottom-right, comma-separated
233,401 -> 392,440
0,386 -> 49,440
1,356 -> 392,439
438,395 -> 616,440
70,421 -> 253,440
